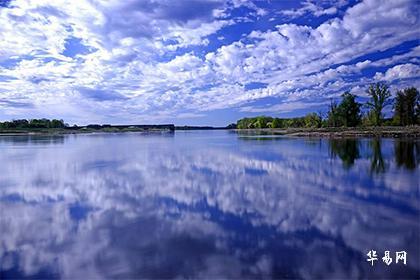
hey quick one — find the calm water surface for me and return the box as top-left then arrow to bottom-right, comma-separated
0,131 -> 419,279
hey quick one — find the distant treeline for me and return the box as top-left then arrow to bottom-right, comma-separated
237,83 -> 419,129
0,118 -> 66,129
0,120 -> 175,132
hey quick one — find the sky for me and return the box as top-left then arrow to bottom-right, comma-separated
0,0 -> 419,126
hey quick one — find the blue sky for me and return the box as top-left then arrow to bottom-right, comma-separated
0,0 -> 419,126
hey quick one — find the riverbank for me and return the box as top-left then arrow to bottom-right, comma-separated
235,126 -> 420,138
1,125 -> 419,138
0,124 -> 175,135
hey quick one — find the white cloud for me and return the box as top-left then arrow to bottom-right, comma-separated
240,100 -> 329,113
0,0 -> 418,123
374,63 -> 420,81
279,0 -> 346,18
343,0 -> 418,37
203,0 -> 419,111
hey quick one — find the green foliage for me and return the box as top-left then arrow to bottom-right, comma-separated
326,92 -> 361,127
337,92 -> 361,127
284,119 -> 294,128
291,117 -> 305,128
237,118 -> 254,129
236,84 -> 417,129
236,84 -> 420,129
270,118 -> 283,128
236,116 -> 307,129
327,99 -> 342,127
366,83 -> 391,126
0,119 -> 66,130
361,111 -> 375,127
304,113 -> 322,128
254,116 -> 272,128
393,87 -> 419,126
236,93 -> 361,130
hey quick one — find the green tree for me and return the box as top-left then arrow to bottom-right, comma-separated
361,111 -> 375,126
304,113 -> 322,128
0,118 -> 67,130
237,118 -> 251,129
327,99 -> 341,127
337,92 -> 361,127
254,116 -> 271,128
366,83 -> 391,126
284,119 -> 294,128
394,87 -> 419,126
271,118 -> 283,128
50,119 -> 65,128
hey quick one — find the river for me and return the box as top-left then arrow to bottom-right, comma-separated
0,131 -> 419,278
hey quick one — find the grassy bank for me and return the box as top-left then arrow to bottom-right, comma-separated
0,125 -> 175,135
1,125 -> 419,138
235,126 -> 420,138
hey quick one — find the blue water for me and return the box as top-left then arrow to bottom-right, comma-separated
0,131 -> 419,279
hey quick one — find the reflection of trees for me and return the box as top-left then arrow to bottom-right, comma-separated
329,139 -> 360,168
0,135 -> 65,145
370,138 -> 386,174
238,136 -> 284,141
394,140 -> 419,170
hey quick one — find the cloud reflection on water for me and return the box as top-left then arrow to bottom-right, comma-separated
0,132 -> 419,278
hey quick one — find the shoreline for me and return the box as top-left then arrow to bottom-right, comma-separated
0,124 -> 175,136
235,126 -> 420,138
0,126 -> 419,138
0,128 -> 175,136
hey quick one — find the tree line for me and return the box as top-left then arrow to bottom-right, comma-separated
0,118 -> 66,129
236,83 -> 419,129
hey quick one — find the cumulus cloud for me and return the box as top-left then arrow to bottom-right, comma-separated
374,63 -> 420,81
0,0 -> 419,123
279,0 -> 346,18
